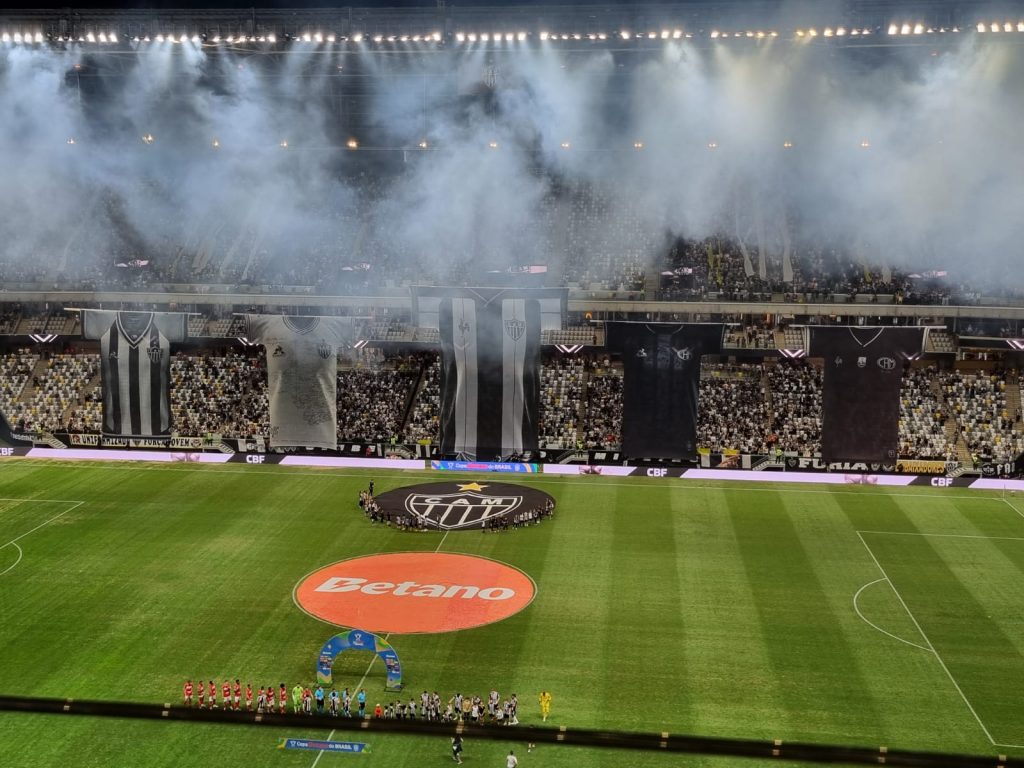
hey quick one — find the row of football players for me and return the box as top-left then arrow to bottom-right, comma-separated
180,680 -> 369,716
387,690 -> 521,724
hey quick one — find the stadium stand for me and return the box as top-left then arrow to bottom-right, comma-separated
583,359 -> 623,449
898,366 -> 953,460
403,357 -> 441,444
170,351 -> 268,439
0,349 -> 38,426
7,353 -> 100,434
336,360 -> 420,443
538,356 -> 584,449
764,361 -> 823,454
697,364 -> 770,453
941,370 -> 1024,463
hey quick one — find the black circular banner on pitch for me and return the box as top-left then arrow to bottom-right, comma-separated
373,482 -> 555,531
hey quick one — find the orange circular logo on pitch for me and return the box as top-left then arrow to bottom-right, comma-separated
294,552 -> 535,634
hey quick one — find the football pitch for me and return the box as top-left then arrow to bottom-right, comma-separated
2,460 -> 1024,768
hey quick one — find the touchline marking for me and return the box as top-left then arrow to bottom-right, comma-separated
311,527 -> 445,764
856,531 -> 999,746
856,530 -> 1024,542
1001,497 -> 1024,521
6,460 -> 1009,502
851,578 -> 930,652
0,501 -> 83,578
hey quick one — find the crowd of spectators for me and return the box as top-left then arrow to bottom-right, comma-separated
336,360 -> 420,443
583,358 -> 623,449
5,343 -> 1024,466
403,357 -> 441,444
0,349 -> 37,424
941,370 -> 1024,463
697,364 -> 770,453
170,351 -> 268,439
765,361 -> 823,455
538,356 -> 584,449
7,353 -> 99,434
898,366 -> 952,459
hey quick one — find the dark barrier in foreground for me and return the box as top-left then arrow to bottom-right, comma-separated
0,694 -> 1019,768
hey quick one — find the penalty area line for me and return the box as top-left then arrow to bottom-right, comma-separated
856,531 -> 1000,747
0,499 -> 84,577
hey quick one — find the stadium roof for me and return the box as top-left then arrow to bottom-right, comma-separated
0,2 -> 1020,48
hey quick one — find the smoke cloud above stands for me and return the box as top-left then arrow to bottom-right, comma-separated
0,35 -> 1021,289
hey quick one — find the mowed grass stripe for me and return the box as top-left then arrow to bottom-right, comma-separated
865,531 -> 1024,746
725,489 -> 887,744
675,488 -> 791,739
599,481 -> 689,731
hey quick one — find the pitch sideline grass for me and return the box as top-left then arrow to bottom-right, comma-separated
1,459 -> 1022,767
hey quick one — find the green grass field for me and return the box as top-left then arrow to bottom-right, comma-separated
2,459 -> 1024,768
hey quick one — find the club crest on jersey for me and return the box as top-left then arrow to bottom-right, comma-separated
504,319 -> 526,341
317,342 -> 333,360
147,337 -> 163,363
405,491 -> 522,530
877,356 -> 896,371
672,347 -> 692,362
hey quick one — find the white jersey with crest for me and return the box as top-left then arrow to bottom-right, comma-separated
245,315 -> 354,449
81,310 -> 187,437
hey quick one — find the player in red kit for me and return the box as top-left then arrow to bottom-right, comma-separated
197,680 -> 205,709
233,680 -> 242,711
222,681 -> 231,710
279,684 -> 287,714
267,685 -> 276,713
208,680 -> 217,709
245,683 -> 253,711
183,680 -> 194,707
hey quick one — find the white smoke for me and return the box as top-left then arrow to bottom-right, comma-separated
0,34 -> 1021,288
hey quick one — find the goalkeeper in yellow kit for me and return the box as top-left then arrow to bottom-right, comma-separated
538,691 -> 552,722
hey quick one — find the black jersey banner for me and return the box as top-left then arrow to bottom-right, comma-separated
81,310 -> 188,437
607,323 -> 724,460
414,288 -> 565,459
809,326 -> 926,462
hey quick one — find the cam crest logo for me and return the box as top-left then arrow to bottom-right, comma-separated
877,356 -> 896,371
317,342 -> 333,360
406,489 -> 522,530
147,337 -> 163,364
504,318 -> 526,341
672,347 -> 692,362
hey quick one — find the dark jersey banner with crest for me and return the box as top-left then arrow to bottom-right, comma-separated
810,326 -> 926,462
607,323 -> 725,460
81,310 -> 188,437
245,314 -> 355,449
414,287 -> 566,459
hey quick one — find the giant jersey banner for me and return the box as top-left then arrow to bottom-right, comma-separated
81,310 -> 188,437
245,314 -> 354,449
413,287 -> 565,459
809,326 -> 926,462
607,323 -> 725,460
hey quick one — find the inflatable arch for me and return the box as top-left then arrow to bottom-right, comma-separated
316,629 -> 403,691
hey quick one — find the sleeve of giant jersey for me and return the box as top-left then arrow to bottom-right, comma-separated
153,312 -> 188,343
697,324 -> 725,355
244,314 -> 267,344
80,309 -> 117,340
326,316 -> 355,346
